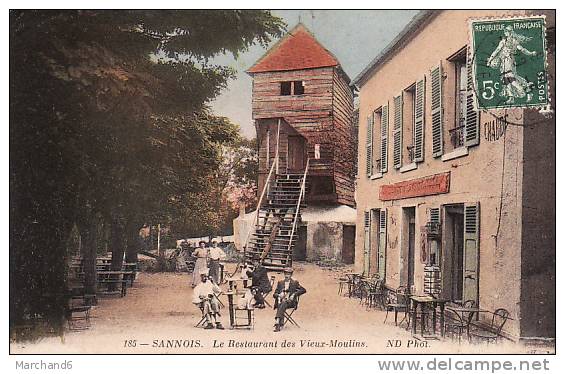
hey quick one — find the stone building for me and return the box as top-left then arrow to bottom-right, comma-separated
353,10 -> 555,340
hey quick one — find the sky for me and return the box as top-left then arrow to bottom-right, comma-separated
209,10 -> 420,138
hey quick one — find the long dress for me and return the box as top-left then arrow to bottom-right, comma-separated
191,247 -> 208,287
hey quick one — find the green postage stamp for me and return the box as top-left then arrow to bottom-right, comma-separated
470,16 -> 548,109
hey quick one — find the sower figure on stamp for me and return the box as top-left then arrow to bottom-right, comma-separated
246,256 -> 272,309
192,269 -> 224,330
487,25 -> 537,104
273,267 -> 306,332
208,241 -> 226,285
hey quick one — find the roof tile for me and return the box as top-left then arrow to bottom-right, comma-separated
248,24 -> 339,73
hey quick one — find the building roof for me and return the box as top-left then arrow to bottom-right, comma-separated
353,10 -> 440,87
247,23 -> 341,74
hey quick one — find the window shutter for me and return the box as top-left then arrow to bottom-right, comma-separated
463,202 -> 480,306
366,115 -> 374,177
429,208 -> 440,224
431,64 -> 444,157
378,209 -> 387,280
380,104 -> 389,173
393,94 -> 403,169
414,78 -> 425,162
364,211 -> 371,275
465,52 -> 480,147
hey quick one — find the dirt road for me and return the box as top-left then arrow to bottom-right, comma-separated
10,263 -> 544,354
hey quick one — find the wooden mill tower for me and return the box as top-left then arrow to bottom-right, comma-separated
239,24 -> 356,269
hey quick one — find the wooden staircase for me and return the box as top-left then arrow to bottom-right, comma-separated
245,170 -> 308,272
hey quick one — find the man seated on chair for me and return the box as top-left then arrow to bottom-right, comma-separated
192,269 -> 224,330
273,267 -> 306,332
246,256 -> 272,309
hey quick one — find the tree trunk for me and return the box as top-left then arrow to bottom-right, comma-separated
110,219 -> 126,271
79,213 -> 98,298
125,222 -> 140,263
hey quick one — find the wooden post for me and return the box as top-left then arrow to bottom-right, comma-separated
157,223 -> 161,256
276,118 -> 281,174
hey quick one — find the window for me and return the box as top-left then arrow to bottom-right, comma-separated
450,51 -> 467,151
392,94 -> 403,169
280,81 -> 291,96
403,84 -> 416,165
293,81 -> 304,95
366,106 -> 388,177
443,47 -> 480,156
280,81 -> 305,96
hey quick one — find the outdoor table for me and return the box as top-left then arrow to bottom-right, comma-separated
410,295 -> 448,338
225,277 -> 249,293
224,291 -> 236,327
97,271 -> 130,297
345,273 -> 361,298
445,305 -> 483,337
446,305 -> 483,316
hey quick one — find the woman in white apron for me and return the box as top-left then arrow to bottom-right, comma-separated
191,241 -> 208,287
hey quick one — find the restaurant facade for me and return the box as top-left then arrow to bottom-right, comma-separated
353,10 -> 555,340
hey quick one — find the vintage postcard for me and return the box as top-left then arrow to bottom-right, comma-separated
9,9 -> 555,358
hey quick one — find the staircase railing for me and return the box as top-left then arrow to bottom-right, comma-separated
286,158 -> 309,260
243,119 -> 281,252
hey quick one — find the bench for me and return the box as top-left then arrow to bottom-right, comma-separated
96,271 -> 129,297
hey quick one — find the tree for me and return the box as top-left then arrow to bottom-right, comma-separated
169,135 -> 258,239
10,10 -> 285,338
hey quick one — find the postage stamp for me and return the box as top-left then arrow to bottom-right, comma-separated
470,16 -> 548,110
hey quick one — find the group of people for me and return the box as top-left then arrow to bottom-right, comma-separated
191,255 -> 306,332
185,240 -> 226,287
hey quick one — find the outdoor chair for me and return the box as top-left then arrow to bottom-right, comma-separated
338,275 -> 349,296
367,279 -> 385,310
282,295 -> 301,328
469,308 -> 510,344
195,304 -> 207,328
194,294 -> 224,328
358,279 -> 371,306
349,274 -> 364,299
67,296 -> 92,331
360,276 -> 379,307
384,287 -> 410,327
260,275 -> 276,308
445,300 -> 476,343
233,305 -> 255,329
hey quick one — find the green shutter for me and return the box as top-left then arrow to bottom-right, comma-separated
366,115 -> 373,177
429,208 -> 440,224
414,78 -> 425,162
393,94 -> 403,169
463,202 -> 480,305
381,104 -> 389,173
465,52 -> 480,147
363,211 -> 371,275
431,64 -> 444,157
378,209 -> 387,280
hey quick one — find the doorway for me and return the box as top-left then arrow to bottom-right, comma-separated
287,135 -> 306,172
342,225 -> 355,264
443,205 -> 465,302
294,225 -> 307,261
403,207 -> 416,291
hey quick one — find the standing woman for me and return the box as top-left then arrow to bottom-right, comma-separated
191,241 -> 208,288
